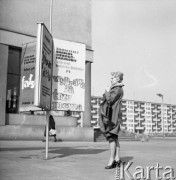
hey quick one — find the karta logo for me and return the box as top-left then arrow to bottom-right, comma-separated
115,162 -> 176,180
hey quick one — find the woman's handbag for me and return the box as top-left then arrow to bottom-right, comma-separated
101,104 -> 112,124
49,129 -> 56,136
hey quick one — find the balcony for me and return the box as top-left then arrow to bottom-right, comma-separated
136,127 -> 145,130
91,110 -> 96,113
92,104 -> 99,108
92,115 -> 99,119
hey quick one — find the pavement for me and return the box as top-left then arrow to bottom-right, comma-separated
0,138 -> 176,180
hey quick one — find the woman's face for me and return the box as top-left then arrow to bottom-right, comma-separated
111,76 -> 123,85
111,77 -> 117,85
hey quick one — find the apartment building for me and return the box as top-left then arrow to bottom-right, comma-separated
91,96 -> 176,134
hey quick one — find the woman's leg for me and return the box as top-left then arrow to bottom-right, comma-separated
53,135 -> 57,142
115,139 -> 120,161
108,140 -> 116,165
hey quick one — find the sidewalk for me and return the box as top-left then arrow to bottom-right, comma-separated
0,138 -> 176,180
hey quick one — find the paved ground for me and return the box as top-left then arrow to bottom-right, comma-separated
0,138 -> 176,180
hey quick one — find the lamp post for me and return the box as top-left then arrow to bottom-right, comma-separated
156,93 -> 165,138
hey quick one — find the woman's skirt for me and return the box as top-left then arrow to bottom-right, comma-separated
104,123 -> 120,142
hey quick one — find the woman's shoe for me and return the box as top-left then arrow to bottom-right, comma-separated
105,160 -> 116,169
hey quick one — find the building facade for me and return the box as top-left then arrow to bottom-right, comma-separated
91,96 -> 176,135
0,0 -> 93,126
0,0 -> 95,141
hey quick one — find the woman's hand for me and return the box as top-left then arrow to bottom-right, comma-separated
105,86 -> 110,92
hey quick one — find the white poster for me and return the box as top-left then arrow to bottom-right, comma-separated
34,23 -> 53,110
52,39 -> 85,111
19,42 -> 41,111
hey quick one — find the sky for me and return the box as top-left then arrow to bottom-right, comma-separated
91,0 -> 176,105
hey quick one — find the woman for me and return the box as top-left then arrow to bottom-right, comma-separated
43,115 -> 57,142
99,71 -> 124,169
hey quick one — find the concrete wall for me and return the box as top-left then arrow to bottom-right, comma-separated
0,29 -> 36,48
0,0 -> 94,140
0,44 -> 8,125
83,61 -> 92,126
0,126 -> 93,141
0,0 -> 92,49
6,113 -> 77,127
0,114 -> 94,141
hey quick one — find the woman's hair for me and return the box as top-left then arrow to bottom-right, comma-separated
111,71 -> 124,81
49,115 -> 54,120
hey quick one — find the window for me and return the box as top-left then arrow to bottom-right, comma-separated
6,47 -> 21,113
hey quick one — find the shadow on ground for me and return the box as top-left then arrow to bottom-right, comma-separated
49,147 -> 108,158
0,146 -> 108,159
0,146 -> 57,151
121,156 -> 133,164
19,147 -> 108,160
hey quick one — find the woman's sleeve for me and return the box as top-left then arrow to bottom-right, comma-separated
99,106 -> 106,133
106,87 -> 122,106
104,91 -> 110,102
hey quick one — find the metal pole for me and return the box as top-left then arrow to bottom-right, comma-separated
50,0 -> 53,33
44,0 -> 53,160
161,96 -> 165,138
156,94 -> 165,138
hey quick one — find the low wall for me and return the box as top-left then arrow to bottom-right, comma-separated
0,125 -> 94,141
1,114 -> 94,141
6,113 -> 77,127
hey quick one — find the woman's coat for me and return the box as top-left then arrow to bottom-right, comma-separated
99,84 -> 124,137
